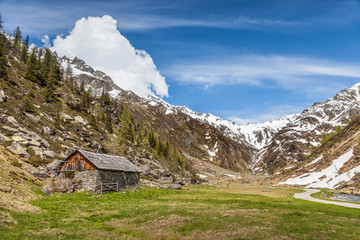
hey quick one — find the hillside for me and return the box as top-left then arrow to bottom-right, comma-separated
0,145 -> 42,218
271,115 -> 360,191
0,31 -> 254,189
57,55 -> 256,175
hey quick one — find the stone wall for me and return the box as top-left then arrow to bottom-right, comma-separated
73,170 -> 140,192
99,170 -> 140,190
74,170 -> 102,191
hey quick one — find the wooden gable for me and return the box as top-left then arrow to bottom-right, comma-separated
60,151 -> 97,172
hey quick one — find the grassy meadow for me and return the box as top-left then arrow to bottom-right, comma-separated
1,183 -> 360,240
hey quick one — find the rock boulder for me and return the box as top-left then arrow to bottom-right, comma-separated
41,184 -> 53,195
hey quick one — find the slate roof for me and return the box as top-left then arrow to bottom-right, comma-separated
76,149 -> 141,172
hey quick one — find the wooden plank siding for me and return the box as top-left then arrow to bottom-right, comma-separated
60,152 -> 97,172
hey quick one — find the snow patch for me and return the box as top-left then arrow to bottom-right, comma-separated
279,149 -> 354,188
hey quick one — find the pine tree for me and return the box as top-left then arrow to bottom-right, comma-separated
157,140 -> 164,156
105,111 -> 113,134
65,63 -> 74,88
148,131 -> 156,149
43,64 -> 57,102
0,34 -> 8,80
89,114 -> 98,130
80,89 -> 91,110
13,26 -> 21,50
152,149 -> 159,160
21,97 -> 36,113
54,102 -> 62,129
80,80 -> 85,93
20,35 -> 29,62
25,48 -> 42,84
163,141 -> 170,158
51,58 -> 61,85
100,89 -> 111,107
119,102 -> 134,142
41,49 -> 52,81
37,47 -> 43,62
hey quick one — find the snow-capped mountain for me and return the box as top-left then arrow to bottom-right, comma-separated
59,56 -> 123,98
143,95 -> 298,150
59,56 -> 255,172
142,82 -> 360,174
258,82 -> 360,172
59,55 -> 360,175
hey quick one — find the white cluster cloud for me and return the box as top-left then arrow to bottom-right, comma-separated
51,15 -> 168,97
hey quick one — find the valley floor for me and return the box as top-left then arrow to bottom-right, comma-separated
1,183 -> 360,240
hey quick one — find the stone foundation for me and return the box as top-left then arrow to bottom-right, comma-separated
73,170 -> 140,192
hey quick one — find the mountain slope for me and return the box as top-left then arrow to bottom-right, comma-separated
273,115 -> 360,191
62,54 -> 360,178
0,36 -> 256,191
258,83 -> 360,173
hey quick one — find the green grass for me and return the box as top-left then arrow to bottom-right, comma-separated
311,189 -> 334,200
0,185 -> 360,240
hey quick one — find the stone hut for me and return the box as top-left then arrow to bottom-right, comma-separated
59,149 -> 141,192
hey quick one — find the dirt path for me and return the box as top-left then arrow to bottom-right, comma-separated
294,189 -> 360,209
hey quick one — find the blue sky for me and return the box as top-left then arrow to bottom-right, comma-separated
1,0 -> 360,124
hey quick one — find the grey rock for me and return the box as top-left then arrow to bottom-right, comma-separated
160,184 -> 182,190
62,178 -> 74,193
149,170 -> 158,178
0,90 -> 7,102
41,184 -> 53,195
29,146 -> 43,159
51,177 -> 74,193
43,126 -> 56,136
22,163 -> 41,176
46,160 -> 63,173
6,142 -> 30,159
157,169 -> 165,175
74,115 -> 88,125
0,133 -> 10,142
61,113 -> 74,123
27,139 -> 41,147
40,139 -> 50,148
43,150 -> 56,159
2,126 -> 19,135
139,165 -> 150,175
6,116 -> 19,126
24,113 -> 39,122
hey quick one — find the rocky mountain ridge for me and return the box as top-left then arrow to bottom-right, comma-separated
62,55 -> 360,177
259,83 -> 360,173
271,113 -> 360,190
144,83 -> 360,176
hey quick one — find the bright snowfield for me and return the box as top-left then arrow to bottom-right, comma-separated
279,149 -> 360,189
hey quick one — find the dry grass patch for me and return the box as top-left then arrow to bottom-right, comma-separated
183,224 -> 271,240
106,214 -> 188,239
28,228 -> 68,237
0,146 -> 41,213
214,183 -> 301,199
